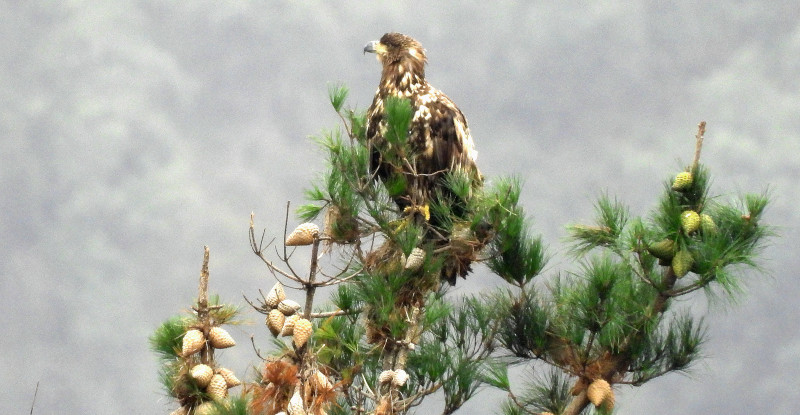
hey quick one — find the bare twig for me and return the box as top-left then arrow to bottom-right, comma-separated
393,382 -> 443,410
29,381 -> 39,415
254,249 -> 304,284
692,121 -> 706,172
250,335 -> 266,360
359,374 -> 378,400
309,309 -> 357,319
318,266 -> 363,287
250,213 -> 305,284
243,292 -> 269,315
281,201 -> 293,262
249,212 -> 276,255
318,273 -> 360,287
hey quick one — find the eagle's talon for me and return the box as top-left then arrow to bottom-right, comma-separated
402,204 -> 431,222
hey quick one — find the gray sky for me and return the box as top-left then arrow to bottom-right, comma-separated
2,2 -> 798,414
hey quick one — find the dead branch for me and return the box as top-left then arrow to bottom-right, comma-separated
692,121 -> 706,172
29,381 -> 39,415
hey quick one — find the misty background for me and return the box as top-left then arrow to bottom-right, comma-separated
2,2 -> 798,413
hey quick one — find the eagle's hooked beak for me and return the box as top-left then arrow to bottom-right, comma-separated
363,40 -> 381,55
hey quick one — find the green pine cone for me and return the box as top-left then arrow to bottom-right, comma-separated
672,249 -> 694,278
680,210 -> 701,234
647,239 -> 676,260
700,214 -> 717,235
671,171 -> 693,191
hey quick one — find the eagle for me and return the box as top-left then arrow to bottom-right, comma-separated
363,32 -> 484,283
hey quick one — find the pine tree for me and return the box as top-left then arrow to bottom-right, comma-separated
151,88 -> 773,415
484,122 -> 772,415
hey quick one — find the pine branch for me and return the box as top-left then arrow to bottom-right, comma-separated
249,212 -> 304,284
302,237 -> 322,321
561,389 -> 590,415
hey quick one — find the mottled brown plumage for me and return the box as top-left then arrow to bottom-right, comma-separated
364,32 -> 482,213
364,33 -> 484,284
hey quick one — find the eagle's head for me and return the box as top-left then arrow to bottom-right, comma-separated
364,32 -> 427,78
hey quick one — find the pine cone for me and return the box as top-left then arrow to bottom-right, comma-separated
671,171 -> 693,191
206,374 -> 228,401
587,378 -> 611,407
392,369 -> 409,387
217,367 -> 241,387
278,299 -> 302,316
292,318 -> 313,348
311,369 -> 333,390
169,406 -> 189,415
194,402 -> 216,415
286,223 -> 319,246
281,314 -> 300,336
287,387 -> 306,415
603,388 -> 616,411
672,249 -> 694,278
208,326 -> 235,349
190,364 -> 214,388
647,239 -> 675,260
404,248 -> 425,270
378,370 -> 395,384
267,309 -> 286,336
265,281 -> 286,308
681,210 -> 701,234
182,329 -> 205,357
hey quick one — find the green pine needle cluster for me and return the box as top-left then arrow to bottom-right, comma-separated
483,177 -> 548,287
151,316 -> 192,399
384,96 -> 414,147
409,297 -> 498,413
150,315 -> 190,360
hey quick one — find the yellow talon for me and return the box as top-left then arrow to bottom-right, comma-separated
403,204 -> 431,221
388,218 -> 408,233
420,204 -> 430,221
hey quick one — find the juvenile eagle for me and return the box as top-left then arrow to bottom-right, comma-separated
364,32 -> 482,216
364,32 -> 484,283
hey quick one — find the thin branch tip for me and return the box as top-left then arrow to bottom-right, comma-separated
692,121 -> 706,171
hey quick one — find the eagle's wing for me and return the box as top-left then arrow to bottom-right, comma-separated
413,88 -> 480,182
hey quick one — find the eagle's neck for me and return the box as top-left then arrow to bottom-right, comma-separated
379,56 -> 426,99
